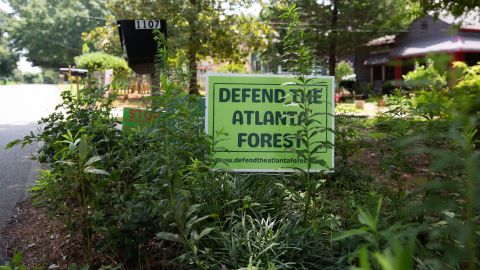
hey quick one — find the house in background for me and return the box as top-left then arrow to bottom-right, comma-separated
354,11 -> 480,93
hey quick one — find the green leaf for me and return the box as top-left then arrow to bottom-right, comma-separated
85,156 -> 102,166
58,160 -> 75,166
84,167 -> 109,175
358,246 -> 371,270
185,214 -> 214,234
281,82 -> 300,86
375,197 -> 383,226
156,232 -> 182,243
373,250 -> 395,270
198,227 -> 215,241
67,264 -> 78,270
6,139 -> 21,149
78,134 -> 89,162
12,252 -> 23,265
332,227 -> 369,241
358,208 -> 377,231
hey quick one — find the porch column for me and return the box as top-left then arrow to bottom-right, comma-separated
369,66 -> 373,82
394,59 -> 402,87
453,51 -> 465,62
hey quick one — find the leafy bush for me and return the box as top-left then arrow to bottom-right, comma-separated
215,62 -> 247,73
42,68 -> 58,84
12,69 -> 22,82
403,59 -> 447,90
335,60 -> 354,87
8,5 -> 480,270
74,52 -> 131,76
0,252 -> 28,270
22,72 -> 43,84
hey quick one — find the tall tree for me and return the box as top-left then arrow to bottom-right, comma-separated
262,0 -> 418,76
0,40 -> 18,78
7,0 -> 108,68
0,11 -> 18,77
106,0 -> 271,94
81,17 -> 122,56
419,0 -> 480,17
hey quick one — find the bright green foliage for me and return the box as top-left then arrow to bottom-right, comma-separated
21,72 -> 43,84
261,0 -> 418,75
419,0 -> 480,17
12,70 -> 60,84
412,89 -> 450,120
0,11 -> 18,78
403,59 -> 447,90
365,63 -> 480,269
214,62 -> 247,74
335,60 -> 354,86
281,3 -> 332,224
333,198 -> 418,270
11,59 -> 479,270
104,0 -> 272,93
74,52 -> 131,75
7,0 -> 108,68
42,68 -> 59,84
450,61 -> 480,117
7,6 -> 480,270
81,17 -> 122,56
0,252 -> 27,270
0,41 -> 18,78
7,78 -> 119,163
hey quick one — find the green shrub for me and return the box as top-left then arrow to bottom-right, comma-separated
403,59 -> 447,91
214,62 -> 247,73
10,5 -> 480,270
74,52 -> 131,76
22,72 -> 43,84
12,69 -> 22,82
335,60 -> 354,87
42,68 -> 58,84
0,252 -> 28,270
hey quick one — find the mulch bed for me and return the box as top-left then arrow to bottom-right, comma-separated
0,200 -> 86,269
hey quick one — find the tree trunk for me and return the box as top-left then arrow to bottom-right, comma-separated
188,47 -> 198,94
328,0 -> 338,77
188,0 -> 199,95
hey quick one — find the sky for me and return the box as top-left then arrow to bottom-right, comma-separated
1,0 -> 42,73
0,0 -> 11,13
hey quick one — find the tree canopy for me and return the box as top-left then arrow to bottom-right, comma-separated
0,41 -> 18,78
105,0 -> 272,94
7,0 -> 109,68
419,0 -> 480,17
261,0 -> 418,76
0,11 -> 18,77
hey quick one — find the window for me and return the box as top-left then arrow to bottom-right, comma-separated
465,53 -> 480,66
402,63 -> 414,75
385,65 -> 395,80
373,66 -> 382,80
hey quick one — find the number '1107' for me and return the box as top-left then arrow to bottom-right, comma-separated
135,20 -> 162,30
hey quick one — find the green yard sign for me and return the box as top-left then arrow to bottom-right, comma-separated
122,107 -> 161,131
206,73 -> 334,172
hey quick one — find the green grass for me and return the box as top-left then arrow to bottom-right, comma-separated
336,102 -> 364,113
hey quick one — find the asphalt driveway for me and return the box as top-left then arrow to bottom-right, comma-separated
0,84 -> 61,258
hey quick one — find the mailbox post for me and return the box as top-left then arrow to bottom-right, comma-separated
117,19 -> 167,96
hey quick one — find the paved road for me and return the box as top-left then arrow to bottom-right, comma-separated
0,84 -> 61,259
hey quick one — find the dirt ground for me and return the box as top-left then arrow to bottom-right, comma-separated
0,200 -> 85,269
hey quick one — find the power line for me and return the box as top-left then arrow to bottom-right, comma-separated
271,26 -> 409,33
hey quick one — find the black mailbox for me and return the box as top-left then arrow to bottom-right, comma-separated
117,19 -> 167,74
